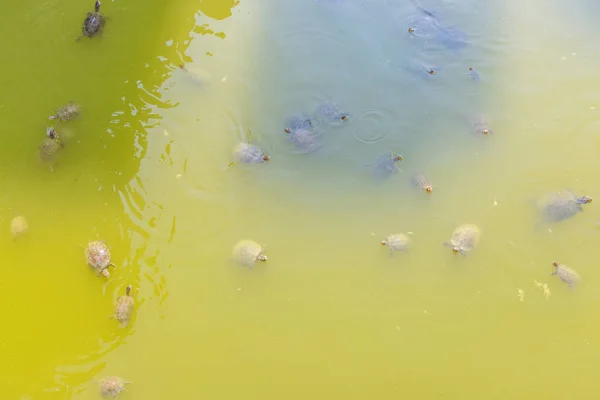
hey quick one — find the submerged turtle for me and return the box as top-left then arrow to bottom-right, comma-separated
286,128 -> 320,152
470,116 -> 493,136
229,129 -> 269,165
444,224 -> 480,255
99,376 -> 129,398
551,261 -> 580,288
10,216 -> 29,238
538,190 -> 592,223
112,285 -> 134,326
78,0 -> 105,40
411,173 -> 433,193
86,240 -> 115,277
284,114 -> 313,134
49,102 -> 81,122
314,101 -> 348,124
232,239 -> 267,267
381,233 -> 411,253
372,152 -> 403,179
39,127 -> 64,160
467,67 -> 481,83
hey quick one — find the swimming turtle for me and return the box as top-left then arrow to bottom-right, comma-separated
78,0 -> 105,40
551,261 -> 580,288
229,129 -> 269,166
411,173 -> 433,193
86,240 -> 115,277
10,216 -> 29,238
286,128 -> 320,152
112,285 -> 134,326
284,114 -> 313,134
314,101 -> 348,124
539,190 -> 591,223
467,67 -> 481,83
471,116 -> 493,136
409,5 -> 468,50
372,152 -> 403,179
443,224 -> 480,255
49,102 -> 81,122
39,127 -> 64,160
99,376 -> 129,398
381,233 -> 411,253
232,239 -> 267,267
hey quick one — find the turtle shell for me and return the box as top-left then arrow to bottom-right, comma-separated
552,262 -> 580,288
99,376 -> 128,398
51,102 -> 81,121
82,1 -> 105,38
411,173 -> 433,193
471,116 -> 493,136
287,128 -> 320,152
315,101 -> 348,124
381,233 -> 411,252
39,136 -> 63,160
540,191 -> 591,222
284,114 -> 313,133
232,240 -> 267,266
233,142 -> 269,164
86,240 -> 114,276
372,153 -> 403,179
448,224 -> 480,254
114,285 -> 134,324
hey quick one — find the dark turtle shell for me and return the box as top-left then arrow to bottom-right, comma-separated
81,1 -> 105,38
540,191 -> 591,222
39,127 -> 63,160
50,102 -> 81,121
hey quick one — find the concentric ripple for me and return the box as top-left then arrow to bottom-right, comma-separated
350,107 -> 392,145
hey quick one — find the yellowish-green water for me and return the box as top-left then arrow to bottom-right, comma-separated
3,0 -> 600,398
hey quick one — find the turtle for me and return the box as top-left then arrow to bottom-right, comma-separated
49,102 -> 81,122
78,0 -> 105,40
286,128 -> 320,152
99,376 -> 129,398
10,216 -> 29,238
443,224 -> 480,256
86,240 -> 115,277
232,239 -> 267,267
112,285 -> 134,326
538,190 -> 591,223
371,152 -> 403,179
39,127 -> 64,160
551,261 -> 580,288
470,116 -> 493,136
314,101 -> 348,124
381,233 -> 411,253
467,67 -> 481,83
411,173 -> 433,193
229,129 -> 269,166
284,114 -> 313,134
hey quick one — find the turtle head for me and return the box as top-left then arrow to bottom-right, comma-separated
424,185 -> 433,193
101,268 -> 110,278
381,240 -> 388,246
262,155 -> 270,162
408,27 -> 415,34
452,246 -> 460,254
468,67 -> 474,72
47,127 -> 57,139
395,155 -> 403,162
257,254 -> 268,262
427,69 -> 435,75
577,196 -> 592,204
284,128 -> 291,134
126,285 -> 132,296
341,115 -> 348,121
482,129 -> 490,135
552,261 -> 559,268
95,0 -> 101,12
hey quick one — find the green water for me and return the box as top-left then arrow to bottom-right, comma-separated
3,0 -> 600,398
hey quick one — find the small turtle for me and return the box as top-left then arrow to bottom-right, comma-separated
538,190 -> 591,223
284,114 -> 313,134
314,101 -> 348,124
78,0 -> 105,40
471,116 -> 493,136
467,67 -> 481,83
99,376 -> 129,398
39,127 -> 64,160
372,152 -> 403,179
10,216 -> 29,238
229,129 -> 269,166
286,128 -> 320,152
86,240 -> 115,277
49,102 -> 81,122
551,261 -> 580,288
112,285 -> 134,326
443,224 -> 480,255
381,233 -> 411,253
411,173 -> 433,193
232,239 -> 267,267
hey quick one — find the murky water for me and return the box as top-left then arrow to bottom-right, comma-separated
2,0 -> 600,398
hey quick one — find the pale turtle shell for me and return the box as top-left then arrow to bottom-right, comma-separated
232,240 -> 267,266
86,240 -> 114,276
233,142 -> 268,164
50,102 -> 81,121
114,285 -> 134,325
552,262 -> 580,288
99,376 -> 128,398
381,233 -> 411,252
448,224 -> 480,253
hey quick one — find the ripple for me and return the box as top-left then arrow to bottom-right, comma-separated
350,107 -> 392,145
